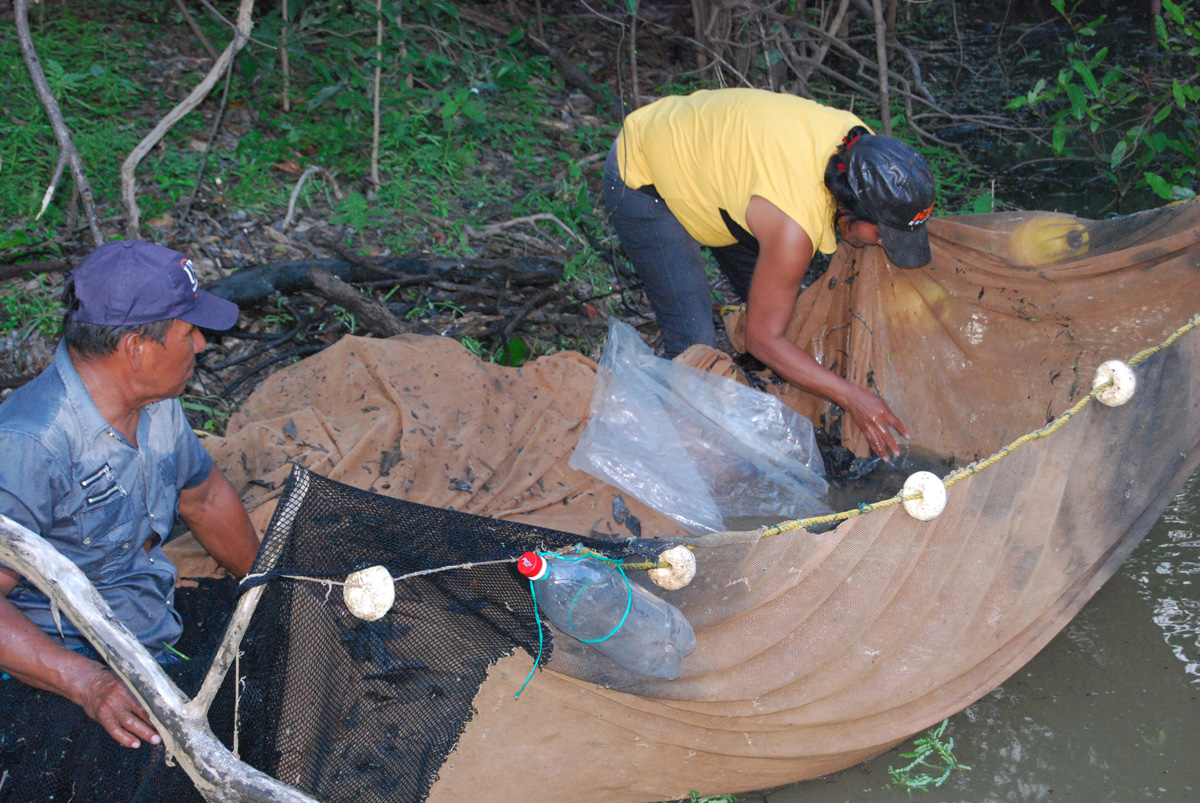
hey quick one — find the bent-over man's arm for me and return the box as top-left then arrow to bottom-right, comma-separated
0,567 -> 162,749
176,466 -> 259,578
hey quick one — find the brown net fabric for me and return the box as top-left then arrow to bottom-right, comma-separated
165,201 -> 1200,800
725,202 -> 1200,459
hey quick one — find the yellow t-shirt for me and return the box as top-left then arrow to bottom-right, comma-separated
617,89 -> 866,254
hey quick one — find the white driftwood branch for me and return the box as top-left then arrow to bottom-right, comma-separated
0,514 -> 316,803
120,0 -> 256,238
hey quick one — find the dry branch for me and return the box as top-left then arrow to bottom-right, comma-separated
282,166 -> 343,231
172,0 -> 219,60
307,267 -> 412,338
120,0 -> 256,238
13,0 -> 103,246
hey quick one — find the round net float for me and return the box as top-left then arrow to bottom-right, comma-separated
343,565 -> 396,621
901,471 -> 947,521
1092,359 -> 1136,407
648,545 -> 696,590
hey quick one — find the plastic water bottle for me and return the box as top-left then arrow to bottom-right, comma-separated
517,551 -> 696,680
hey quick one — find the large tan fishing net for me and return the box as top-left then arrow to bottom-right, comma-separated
168,201 -> 1200,800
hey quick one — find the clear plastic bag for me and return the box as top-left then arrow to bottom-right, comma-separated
569,320 -> 830,534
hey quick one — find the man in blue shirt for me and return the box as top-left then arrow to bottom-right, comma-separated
0,240 -> 259,751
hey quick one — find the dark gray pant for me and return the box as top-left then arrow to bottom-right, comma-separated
602,144 -> 758,358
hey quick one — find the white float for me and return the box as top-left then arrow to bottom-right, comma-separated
1092,359 -> 1136,407
343,565 -> 396,621
901,471 -> 947,521
648,545 -> 697,590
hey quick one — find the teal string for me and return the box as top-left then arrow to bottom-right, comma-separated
514,578 -> 545,699
548,552 -> 633,643
513,550 -> 633,698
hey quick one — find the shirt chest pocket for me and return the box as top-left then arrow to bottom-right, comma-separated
75,466 -> 136,574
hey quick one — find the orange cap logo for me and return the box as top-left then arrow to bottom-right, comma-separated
908,203 -> 934,227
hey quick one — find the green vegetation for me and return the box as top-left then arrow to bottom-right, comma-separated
886,719 -> 972,793
1010,0 -> 1200,209
180,394 -> 234,433
0,277 -> 63,339
6,1 -> 1183,370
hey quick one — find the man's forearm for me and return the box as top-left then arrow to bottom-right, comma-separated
0,595 -> 100,703
177,468 -> 259,577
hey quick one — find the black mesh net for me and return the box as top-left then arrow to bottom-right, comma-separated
231,465 -> 648,803
0,577 -> 239,803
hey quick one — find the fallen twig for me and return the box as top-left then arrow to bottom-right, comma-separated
466,213 -> 587,248
282,166 -> 344,231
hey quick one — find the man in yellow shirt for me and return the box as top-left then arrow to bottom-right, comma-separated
603,88 -> 935,459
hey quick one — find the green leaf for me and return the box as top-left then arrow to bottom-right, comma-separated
1155,105 -> 1174,123
1173,79 -> 1188,108
497,337 -> 529,366
1156,14 -> 1169,42
1163,0 -> 1186,25
507,25 -> 525,44
1006,96 -> 1028,109
1073,61 -> 1099,95
1028,77 -> 1047,105
1065,84 -> 1087,119
1145,171 -> 1172,199
307,85 -> 341,110
1110,140 -> 1128,168
1052,125 -> 1068,154
462,101 -> 486,123
971,192 -> 993,214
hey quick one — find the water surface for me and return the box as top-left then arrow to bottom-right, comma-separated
747,471 -> 1200,802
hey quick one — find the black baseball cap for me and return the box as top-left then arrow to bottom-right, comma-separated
69,240 -> 239,330
845,135 -> 936,268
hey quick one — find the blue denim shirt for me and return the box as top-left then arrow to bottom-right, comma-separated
0,341 -> 212,657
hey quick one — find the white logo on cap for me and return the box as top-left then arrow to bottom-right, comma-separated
180,258 -> 199,296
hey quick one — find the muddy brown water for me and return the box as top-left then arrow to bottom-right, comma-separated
740,470 -> 1200,803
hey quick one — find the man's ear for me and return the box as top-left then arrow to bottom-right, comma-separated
119,331 -> 145,370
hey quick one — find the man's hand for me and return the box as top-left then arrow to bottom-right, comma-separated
1,572 -> 161,749
840,384 -> 910,460
74,662 -> 162,749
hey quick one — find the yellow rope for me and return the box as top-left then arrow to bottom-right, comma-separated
760,312 -> 1200,538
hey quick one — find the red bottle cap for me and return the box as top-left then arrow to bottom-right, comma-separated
517,552 -> 547,580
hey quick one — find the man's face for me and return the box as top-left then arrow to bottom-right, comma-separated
840,219 -> 882,249
137,318 -> 207,399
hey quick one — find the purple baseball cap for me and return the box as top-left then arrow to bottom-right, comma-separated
69,240 -> 239,330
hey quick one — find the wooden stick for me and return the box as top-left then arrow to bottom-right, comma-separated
871,0 -> 892,135
281,0 -> 291,111
371,0 -> 383,193
120,0 -> 255,238
172,0 -> 219,60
